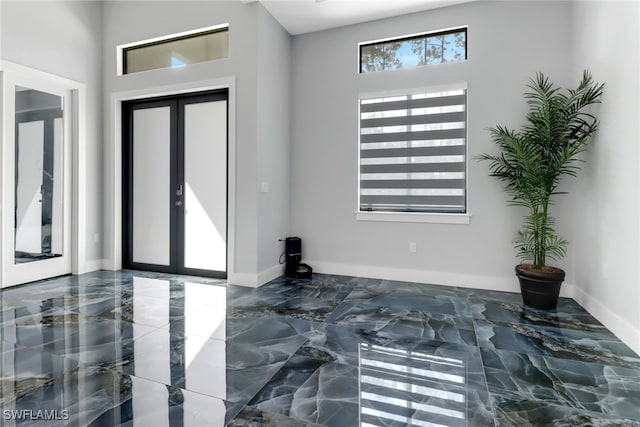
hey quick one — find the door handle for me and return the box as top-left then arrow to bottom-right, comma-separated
176,184 -> 184,206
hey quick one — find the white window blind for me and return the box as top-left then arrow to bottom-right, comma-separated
359,88 -> 467,213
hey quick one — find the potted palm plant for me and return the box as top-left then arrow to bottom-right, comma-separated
478,71 -> 604,309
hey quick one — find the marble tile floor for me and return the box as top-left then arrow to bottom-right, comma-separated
0,270 -> 639,426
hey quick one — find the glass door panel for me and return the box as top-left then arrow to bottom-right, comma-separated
132,107 -> 172,266
15,120 -> 45,255
183,100 -> 227,272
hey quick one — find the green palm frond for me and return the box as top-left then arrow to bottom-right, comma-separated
476,70 -> 604,269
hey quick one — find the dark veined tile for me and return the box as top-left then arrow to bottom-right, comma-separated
327,302 -> 477,346
343,279 -> 470,304
110,328 -> 228,399
105,319 -> 309,406
0,306 -> 156,351
357,341 -> 494,427
72,290 -> 191,328
271,297 -> 342,322
227,288 -> 342,322
0,341 -> 86,404
471,298 -> 608,332
249,355 -> 360,427
2,363 -> 240,427
2,268 -> 638,427
343,291 -> 471,317
481,347 -> 640,420
468,287 -> 587,314
474,318 -> 640,369
225,290 -> 294,317
224,348 -> 296,406
297,322 -> 482,370
26,320 -> 152,367
252,342 -> 494,427
90,385 -> 243,427
225,317 -> 313,404
228,406 -> 324,427
226,316 -> 315,346
259,274 -> 354,302
492,395 -> 640,427
1,280 -> 101,311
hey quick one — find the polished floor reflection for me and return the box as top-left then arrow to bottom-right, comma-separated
1,271 -> 639,426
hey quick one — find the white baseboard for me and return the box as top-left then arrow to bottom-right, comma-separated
309,260 -> 577,297
572,286 -> 640,356
258,264 -> 285,285
227,273 -> 259,288
76,259 -> 106,275
227,264 -> 284,288
308,260 -> 579,296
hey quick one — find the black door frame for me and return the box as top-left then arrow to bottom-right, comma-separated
122,89 -> 228,278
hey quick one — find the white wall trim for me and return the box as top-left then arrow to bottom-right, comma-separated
116,23 -> 230,76
573,285 -> 640,356
307,260 -> 576,298
84,259 -> 105,274
106,76 -> 237,278
356,211 -> 471,224
228,263 -> 284,288
227,272 -> 259,288
72,83 -> 89,274
258,263 -> 284,286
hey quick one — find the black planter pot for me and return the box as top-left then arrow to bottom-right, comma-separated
515,265 -> 566,310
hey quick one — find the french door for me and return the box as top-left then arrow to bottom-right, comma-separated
122,90 -> 228,278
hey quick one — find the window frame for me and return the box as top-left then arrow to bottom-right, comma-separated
356,83 -> 470,224
358,27 -> 467,74
118,24 -> 229,76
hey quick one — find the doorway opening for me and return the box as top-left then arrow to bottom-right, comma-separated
122,89 -> 228,278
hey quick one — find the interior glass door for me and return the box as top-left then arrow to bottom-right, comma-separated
1,74 -> 73,287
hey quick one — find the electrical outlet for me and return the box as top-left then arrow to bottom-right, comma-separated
409,242 -> 417,253
94,233 -> 100,243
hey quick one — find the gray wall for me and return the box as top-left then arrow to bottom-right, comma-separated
0,0 -> 104,266
256,6 -> 292,276
572,1 -> 640,353
290,1 -> 575,292
102,1 -> 291,284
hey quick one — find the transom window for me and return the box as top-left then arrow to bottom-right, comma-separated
359,87 -> 467,214
121,25 -> 229,75
359,28 -> 467,73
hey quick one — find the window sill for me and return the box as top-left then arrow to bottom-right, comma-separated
355,211 -> 471,224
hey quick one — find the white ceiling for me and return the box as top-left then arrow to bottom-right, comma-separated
256,0 -> 475,35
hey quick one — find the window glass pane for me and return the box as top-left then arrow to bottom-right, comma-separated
124,29 -> 228,74
360,28 -> 466,73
